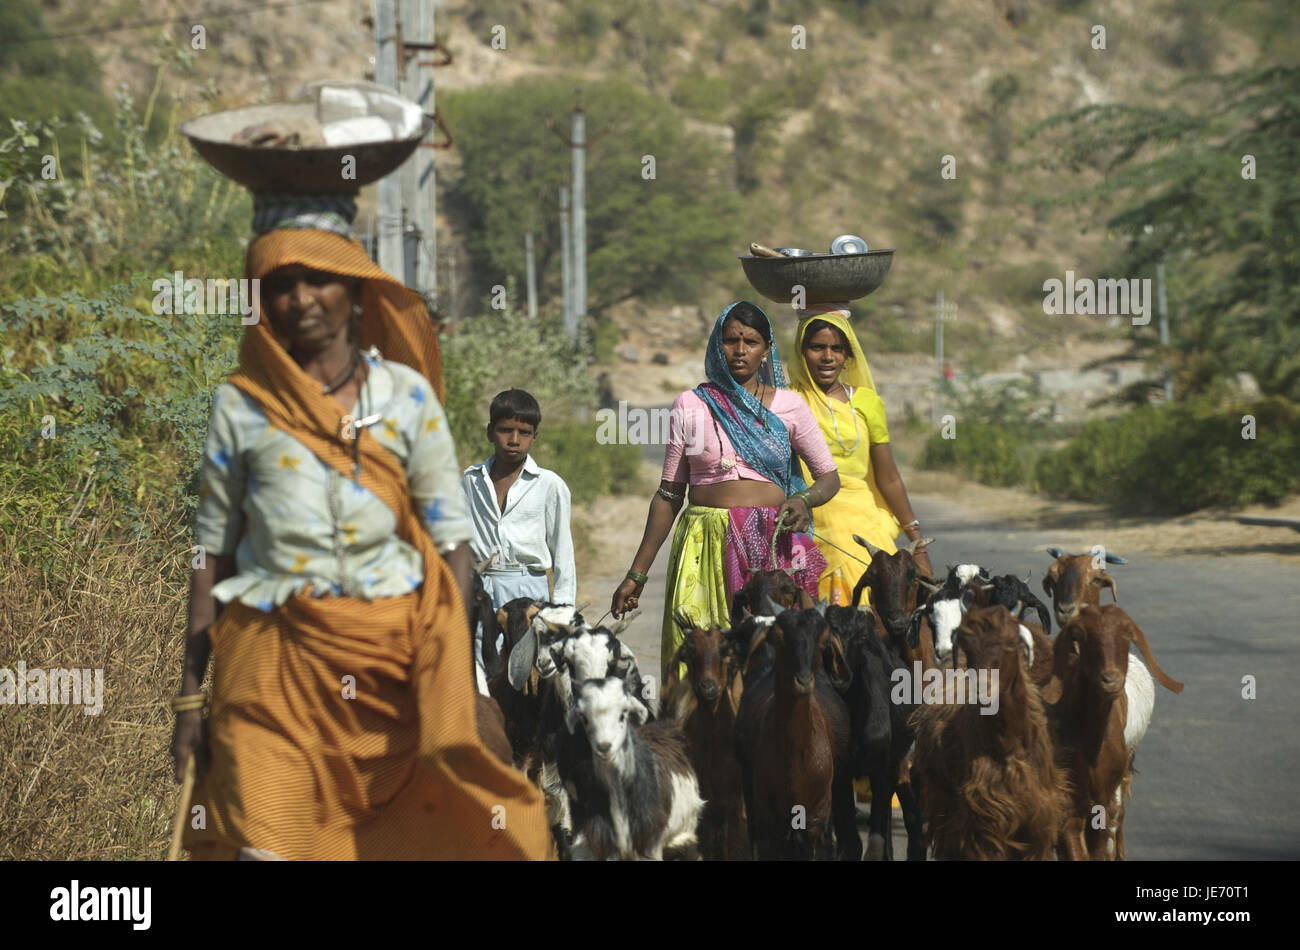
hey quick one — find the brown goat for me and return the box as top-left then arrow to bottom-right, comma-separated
664,616 -> 748,860
911,606 -> 1068,860
1042,552 -> 1118,630
1043,604 -> 1183,861
735,605 -> 855,860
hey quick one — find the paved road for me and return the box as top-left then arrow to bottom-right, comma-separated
582,482 -> 1300,860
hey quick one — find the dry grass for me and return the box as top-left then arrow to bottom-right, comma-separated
0,496 -> 190,860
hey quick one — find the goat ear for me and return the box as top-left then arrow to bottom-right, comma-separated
813,597 -> 829,617
1040,674 -> 1063,705
825,634 -> 852,688
1122,613 -> 1184,694
906,609 -> 924,650
1099,573 -> 1118,603
1042,561 -> 1061,597
664,642 -> 687,692
507,628 -> 538,691
627,695 -> 650,725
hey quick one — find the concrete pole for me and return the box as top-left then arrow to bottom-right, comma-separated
399,0 -> 436,302
934,290 -> 945,424
525,231 -> 538,319
571,104 -> 586,322
373,0 -> 404,278
560,186 -> 574,338
1157,260 -> 1172,402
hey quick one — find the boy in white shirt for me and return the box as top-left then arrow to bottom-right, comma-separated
462,390 -> 577,684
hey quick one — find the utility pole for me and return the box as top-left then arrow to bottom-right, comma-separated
571,102 -> 586,324
372,0 -> 403,278
1156,260 -> 1172,402
933,291 -> 957,423
399,0 -> 436,304
559,186 -> 573,338
525,231 -> 538,319
548,96 -> 611,341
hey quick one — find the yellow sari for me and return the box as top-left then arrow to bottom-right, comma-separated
789,310 -> 901,607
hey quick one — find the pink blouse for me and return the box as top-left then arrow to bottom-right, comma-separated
661,389 -> 836,487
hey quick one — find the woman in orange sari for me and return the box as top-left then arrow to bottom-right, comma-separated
169,197 -> 550,860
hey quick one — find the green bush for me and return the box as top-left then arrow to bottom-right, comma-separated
1033,396 -> 1300,513
531,420 -> 644,507
918,420 -> 1027,487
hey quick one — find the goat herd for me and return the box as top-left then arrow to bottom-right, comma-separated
469,539 -> 1185,861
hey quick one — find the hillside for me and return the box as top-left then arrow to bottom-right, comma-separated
27,0 -> 1300,414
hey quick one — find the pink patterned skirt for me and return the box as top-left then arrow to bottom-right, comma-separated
723,506 -> 827,603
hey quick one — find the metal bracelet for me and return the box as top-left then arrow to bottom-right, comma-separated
656,486 -> 683,503
626,569 -> 649,585
902,519 -> 921,530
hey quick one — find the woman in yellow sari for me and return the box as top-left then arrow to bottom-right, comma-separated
169,197 -> 550,860
788,308 -> 934,603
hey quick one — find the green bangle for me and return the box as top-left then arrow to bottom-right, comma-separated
626,570 -> 648,585
795,490 -> 814,508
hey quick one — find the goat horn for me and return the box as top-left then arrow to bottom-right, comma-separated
903,536 -> 935,555
853,534 -> 887,560
1104,552 -> 1128,565
1046,547 -> 1067,559
762,595 -> 784,617
916,576 -> 943,593
610,610 -> 640,636
857,603 -> 877,619
474,556 -> 494,574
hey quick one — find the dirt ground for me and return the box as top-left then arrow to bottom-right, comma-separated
574,461 -> 1300,607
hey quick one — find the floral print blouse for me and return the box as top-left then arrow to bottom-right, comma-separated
195,349 -> 472,611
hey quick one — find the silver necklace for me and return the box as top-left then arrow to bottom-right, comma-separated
826,382 -> 861,453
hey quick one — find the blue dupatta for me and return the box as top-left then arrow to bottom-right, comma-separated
693,302 -> 809,500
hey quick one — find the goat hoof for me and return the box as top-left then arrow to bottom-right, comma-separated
866,833 -> 886,861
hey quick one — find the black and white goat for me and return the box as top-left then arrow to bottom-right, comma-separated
912,564 -> 990,662
566,677 -> 704,860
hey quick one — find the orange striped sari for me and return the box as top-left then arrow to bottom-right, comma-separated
183,229 -> 551,860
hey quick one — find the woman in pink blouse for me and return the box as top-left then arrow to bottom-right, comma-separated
609,301 -> 841,680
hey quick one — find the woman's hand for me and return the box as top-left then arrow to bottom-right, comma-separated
776,495 -> 812,534
170,708 -> 209,783
912,548 -> 934,580
612,576 -> 645,619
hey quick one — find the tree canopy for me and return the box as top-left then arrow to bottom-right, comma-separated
1030,66 -> 1300,403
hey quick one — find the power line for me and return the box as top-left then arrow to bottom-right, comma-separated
0,0 -> 341,48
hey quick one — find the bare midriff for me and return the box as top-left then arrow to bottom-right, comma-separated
688,477 -> 787,510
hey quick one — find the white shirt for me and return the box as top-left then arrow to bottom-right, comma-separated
461,453 -> 577,606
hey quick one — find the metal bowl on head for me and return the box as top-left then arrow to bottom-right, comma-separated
180,102 -> 431,194
739,249 -> 894,304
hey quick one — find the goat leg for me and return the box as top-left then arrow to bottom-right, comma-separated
832,768 -> 863,861
896,778 -> 927,861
